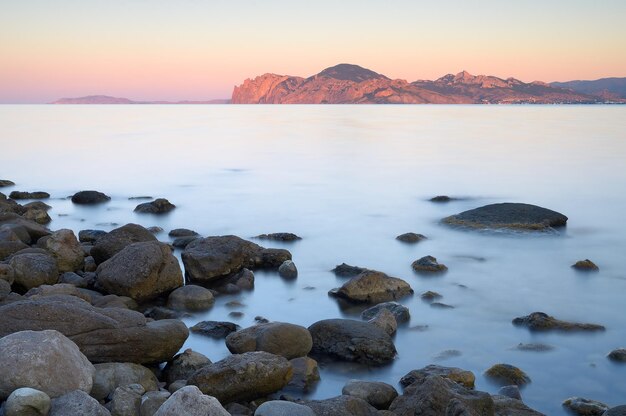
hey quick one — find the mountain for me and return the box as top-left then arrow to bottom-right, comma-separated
231,64 -> 605,104
51,95 -> 230,104
551,78 -> 626,101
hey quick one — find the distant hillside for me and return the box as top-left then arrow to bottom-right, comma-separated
551,78 -> 626,100
51,95 -> 230,104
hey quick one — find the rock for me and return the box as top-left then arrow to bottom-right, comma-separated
166,285 -> 214,311
493,395 -> 544,415
411,255 -> 448,273
9,191 -> 50,200
286,357 -> 320,392
225,322 -> 312,359
168,228 -> 199,237
0,241 -> 29,261
0,278 -> 11,298
396,233 -> 427,243
190,321 -> 241,338
147,226 -> 163,234
49,390 -> 111,416
254,233 -> 302,242
172,236 -> 199,248
37,229 -> 84,272
107,384 -> 143,416
513,343 -> 554,352
572,259 -> 599,271
0,213 -> 51,241
23,201 -> 51,211
512,312 -> 605,332
608,348 -> 626,362
91,223 -> 157,264
182,235 -> 291,284
91,362 -> 159,400
329,270 -> 413,304
58,271 -> 88,287
433,349 -> 463,360
563,397 -> 609,416
167,380 -> 187,393
302,395 -> 379,416
420,290 -> 442,301
400,365 -> 476,389
255,400 -> 315,416
603,406 -> 626,416
71,190 -> 111,204
96,241 -> 183,302
431,302 -> 454,309
78,229 -> 107,243
187,351 -> 293,404
154,386 -> 229,416
92,294 -> 137,309
4,388 -> 51,416
224,402 -> 252,416
361,301 -> 410,323
23,208 -> 51,225
9,252 -> 58,291
443,202 -> 568,230
390,375 -> 493,416
485,364 -> 531,387
278,260 -> 298,278
134,198 -> 176,214
308,319 -> 396,365
0,263 -> 15,284
0,330 -> 95,399
0,180 -> 15,187
342,380 -> 398,410
430,195 -> 453,202
25,283 -> 92,302
498,385 -> 522,400
163,349 -> 212,384
367,308 -> 397,336
140,391 -> 171,416
331,263 -> 367,277
0,296 -> 188,364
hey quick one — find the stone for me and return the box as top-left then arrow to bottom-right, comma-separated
163,349 -> 212,384
187,351 -> 293,404
342,380 -> 398,410
608,348 -> 626,362
25,283 -> 92,302
563,397 -> 609,416
108,384 -> 144,416
285,357 -> 320,392
420,290 -> 442,301
168,228 -> 199,237
0,213 -> 51,241
95,241 -> 183,302
49,390 -> 111,416
0,330 -> 95,400
302,395 -> 379,416
572,259 -> 600,271
0,180 -> 15,187
134,198 -> 176,214
254,233 -> 302,242
91,362 -> 159,400
37,229 -> 84,272
225,322 -> 312,359
140,391 -> 171,416
400,365 -> 476,389
0,263 -> 15,284
172,236 -> 199,248
308,319 -> 396,365
430,195 -> 453,202
167,380 -> 187,393
368,308 -> 397,336
71,190 -> 111,204
603,406 -> 626,416
23,208 -> 51,225
278,260 -> 298,278
492,395 -> 544,415
431,302 -> 454,309
58,271 -> 88,287
396,232 -> 427,243
443,202 -> 568,231
4,388 -> 51,416
513,343 -> 555,352
91,223 -> 157,264
9,252 -> 59,290
9,191 -> 50,200
78,229 -> 107,243
485,364 -> 531,387
23,201 -> 51,211
361,301 -> 410,323
498,385 -> 522,400
329,270 -> 413,304
167,285 -> 214,311
512,312 -> 605,332
331,263 -> 367,277
0,241 -> 28,261
255,401 -> 315,416
0,278 -> 11,298
154,386 -> 229,416
190,321 -> 241,338
412,255 -> 448,273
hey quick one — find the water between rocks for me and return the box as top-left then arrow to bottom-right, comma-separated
2,104 -> 625,414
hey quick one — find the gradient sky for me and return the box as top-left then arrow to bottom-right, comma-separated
1,0 -> 625,103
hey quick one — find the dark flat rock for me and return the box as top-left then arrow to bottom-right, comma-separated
513,312 -> 605,332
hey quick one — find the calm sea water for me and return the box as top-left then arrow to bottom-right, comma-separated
1,105 -> 625,414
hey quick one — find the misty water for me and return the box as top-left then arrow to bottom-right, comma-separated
2,105 -> 626,414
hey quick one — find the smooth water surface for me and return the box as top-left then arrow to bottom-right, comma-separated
1,105 -> 625,414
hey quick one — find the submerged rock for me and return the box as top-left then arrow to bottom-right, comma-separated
71,190 -> 111,204
563,397 -> 609,416
0,180 -> 15,187
168,228 -> 199,237
331,263 -> 367,277
190,321 -> 241,338
9,191 -> 50,200
134,198 -> 176,214
412,255 -> 448,273
572,259 -> 600,272
608,348 -> 626,362
396,232 -> 427,243
78,229 -> 107,243
512,312 -> 605,332
443,202 -> 568,230
430,195 -> 453,202
225,321 -> 312,359
329,270 -> 413,304
484,364 -> 531,387
603,406 -> 626,416
255,232 -> 302,241
400,365 -> 475,389
513,343 -> 555,352
420,290 -> 442,301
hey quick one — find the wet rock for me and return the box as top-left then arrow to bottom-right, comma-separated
361,301 -> 410,323
0,330 -> 95,399
498,385 -> 522,400
167,285 -> 214,311
147,226 -> 163,234
91,223 -> 157,264
190,321 -> 241,338
140,391 -> 171,416
485,364 -> 531,387
608,348 -> 626,362
9,191 -> 50,200
412,255 -> 448,273
331,263 -> 367,277
443,202 -> 568,230
430,195 -> 453,202
71,190 -> 111,204
431,302 -> 454,309
255,233 -> 302,242
172,236 -> 199,248
168,228 -> 199,237
23,201 -> 51,211
37,229 -> 84,272
308,319 -> 396,365
95,241 -> 183,302
49,390 -> 110,416
329,270 -> 413,304
187,351 -> 293,404
23,208 -> 51,224
603,406 -> 626,416
255,400 -> 315,416
4,387 -> 51,416
572,259 -> 599,272
513,343 -> 555,352
342,380 -> 398,410
563,397 -> 609,416
91,362 -> 159,400
396,232 -> 427,243
286,357 -> 320,392
493,395 -> 544,415
0,213 -> 51,241
400,365 -> 475,389
278,260 -> 298,278
0,180 -> 15,187
182,235 -> 291,284
163,349 -> 212,384
78,229 -> 107,243
225,322 -> 312,359
302,395 -> 379,416
154,385 -> 229,416
512,312 -> 605,332
420,290 -> 442,301
9,252 -> 59,290
367,308 -> 397,336
0,296 -> 188,364
134,198 -> 176,214
107,384 -> 143,416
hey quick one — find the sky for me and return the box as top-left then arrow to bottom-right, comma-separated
1,0 -> 625,103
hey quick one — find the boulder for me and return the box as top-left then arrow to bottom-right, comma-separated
0,213 -> 50,241
0,241 -> 29,261
134,198 -> 176,214
484,364 -> 531,386
187,351 -> 293,404
493,395 -> 544,416
608,348 -> 626,362
182,235 -> 291,283
0,263 -> 15,284
172,236 -> 199,248
342,380 -> 398,410
9,191 -> 50,200
50,390 -> 111,416
329,270 -> 413,304
154,386 -> 229,416
0,278 -> 11,299
286,357 -> 320,393
36,229 -> 84,272
225,322 -> 312,359
572,259 -> 599,271
25,283 -> 92,302
400,365 -> 476,389
0,180 -> 15,187
96,241 -> 183,302
163,349 -> 212,384
91,362 -> 159,400
167,285 -> 214,311
396,233 -> 427,243
190,321 -> 240,338
563,397 -> 609,416
0,296 -> 188,364
0,330 -> 95,400
302,395 -> 379,416
278,260 -> 298,278
4,388 -> 51,416
9,252 -> 58,290
430,195 -> 453,202
308,319 -> 396,365
23,208 -> 51,225
497,385 -> 522,400
603,406 -> 626,416
254,233 -> 302,242
140,391 -> 171,416
168,228 -> 199,237
255,401 -> 315,416
367,308 -> 397,336
420,290 -> 442,301
361,301 -> 410,323
411,256 -> 448,273
512,312 -> 605,332
91,223 -> 157,264
23,201 -> 51,211
331,263 -> 367,277
78,229 -> 107,243
71,190 -> 111,204
443,202 -> 568,231
107,384 -> 143,416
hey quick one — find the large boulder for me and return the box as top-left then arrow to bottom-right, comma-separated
37,229 -> 84,272
513,312 -> 605,332
0,296 -> 188,364
329,270 -> 413,304
91,362 -> 159,400
50,390 -> 111,416
71,190 -> 111,205
9,252 -> 58,290
154,386 -> 229,416
400,365 -> 476,389
163,349 -> 212,384
4,388 -> 51,416
308,319 -> 396,365
0,330 -> 95,400
225,322 -> 312,359
167,285 -> 214,311
342,380 -> 398,410
182,235 -> 291,283
302,395 -> 380,416
96,241 -> 183,302
443,202 -> 568,231
187,351 -> 292,404
91,223 -> 157,264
